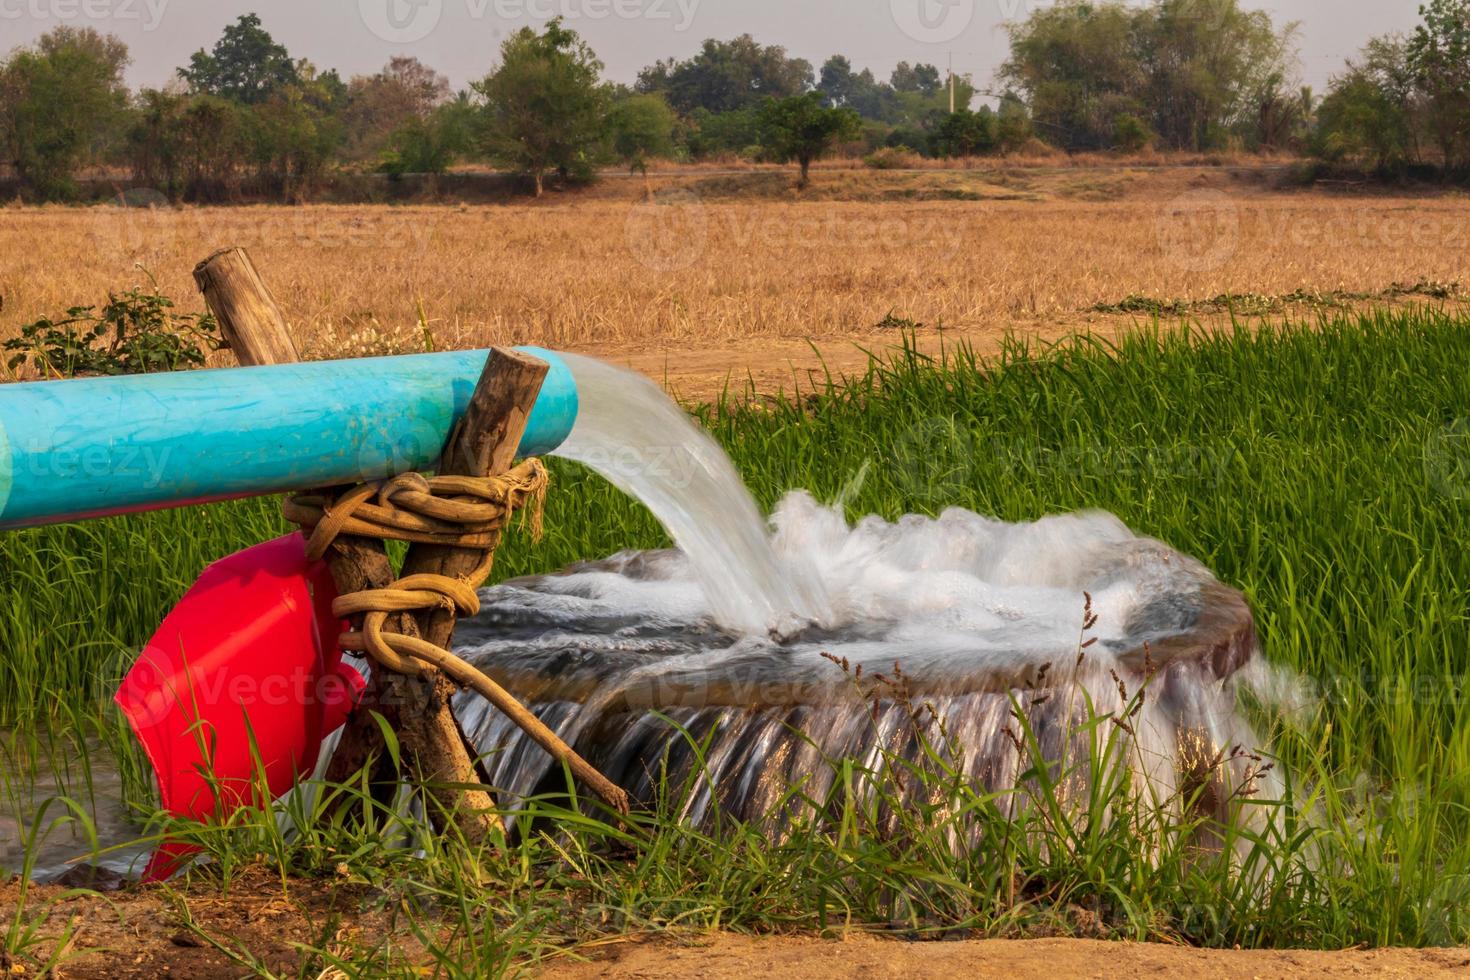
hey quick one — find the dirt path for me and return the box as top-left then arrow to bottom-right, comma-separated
540,932 -> 1470,979
8,874 -> 1468,977
581,317 -> 1100,402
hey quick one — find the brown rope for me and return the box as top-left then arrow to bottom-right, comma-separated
285,461 -> 630,814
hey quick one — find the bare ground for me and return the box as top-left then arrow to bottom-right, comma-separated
4,875 -> 1469,978
541,933 -> 1470,979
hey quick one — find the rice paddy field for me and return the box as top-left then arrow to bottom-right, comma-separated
4,169 -> 1470,975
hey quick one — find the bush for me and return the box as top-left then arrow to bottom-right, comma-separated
1112,113 -> 1154,153
379,100 -> 474,179
0,28 -> 130,201
685,107 -> 762,159
3,284 -> 220,378
929,107 -> 999,158
864,145 -> 921,169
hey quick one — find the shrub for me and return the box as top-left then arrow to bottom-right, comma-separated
1112,113 -> 1154,153
864,145 -> 921,169
4,284 -> 220,378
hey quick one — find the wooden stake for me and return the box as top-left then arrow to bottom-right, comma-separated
399,348 -> 549,648
387,349 -> 550,838
193,247 -> 299,367
193,246 -> 501,846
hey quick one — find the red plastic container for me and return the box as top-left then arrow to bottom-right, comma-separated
115,533 -> 362,879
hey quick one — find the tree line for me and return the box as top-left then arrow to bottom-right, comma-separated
0,1 -> 1466,202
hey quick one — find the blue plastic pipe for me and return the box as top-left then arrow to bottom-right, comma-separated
0,347 -> 578,529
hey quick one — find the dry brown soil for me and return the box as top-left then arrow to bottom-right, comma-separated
5,875 -> 1469,978
542,932 -> 1470,979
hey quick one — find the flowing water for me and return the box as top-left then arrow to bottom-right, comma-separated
552,353 -> 831,634
453,355 -> 1289,839
4,353 -> 1291,875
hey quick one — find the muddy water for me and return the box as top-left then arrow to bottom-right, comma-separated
0,738 -> 151,878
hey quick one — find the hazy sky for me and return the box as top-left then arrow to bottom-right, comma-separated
0,0 -> 1425,96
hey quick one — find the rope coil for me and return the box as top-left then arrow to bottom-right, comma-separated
285,459 -> 549,562
284,459 -> 631,814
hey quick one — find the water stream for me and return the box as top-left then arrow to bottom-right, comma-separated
553,353 -> 831,634
452,356 -> 1288,837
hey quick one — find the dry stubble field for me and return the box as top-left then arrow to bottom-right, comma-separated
2,164 -> 1467,395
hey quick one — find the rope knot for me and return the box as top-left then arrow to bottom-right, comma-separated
288,458 -> 549,565
284,458 -> 549,677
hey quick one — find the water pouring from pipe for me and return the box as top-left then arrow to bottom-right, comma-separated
0,345 -> 1286,874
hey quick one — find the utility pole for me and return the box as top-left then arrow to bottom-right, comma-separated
948,52 -> 956,114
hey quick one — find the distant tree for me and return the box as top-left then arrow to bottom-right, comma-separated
180,13 -> 298,104
890,62 -> 942,96
379,95 -> 476,179
1253,74 -> 1314,151
637,35 -> 812,114
246,66 -> 345,200
1315,35 -> 1422,171
1112,113 -> 1154,152
758,92 -> 861,187
1144,0 -> 1300,151
684,106 -> 762,159
1316,79 -> 1407,170
343,56 -> 450,163
1001,0 -> 1298,152
174,95 -> 249,200
473,19 -> 607,197
818,55 -> 897,120
1409,0 -> 1470,170
930,107 -> 998,157
608,93 -> 676,196
0,27 -> 129,199
995,92 -> 1034,152
1001,2 -> 1151,151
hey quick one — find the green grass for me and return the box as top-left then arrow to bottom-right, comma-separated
5,306 -> 1470,969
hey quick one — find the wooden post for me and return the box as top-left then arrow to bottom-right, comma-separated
193,246 -> 501,847
194,247 -> 300,367
399,348 -> 548,648
380,349 -> 548,840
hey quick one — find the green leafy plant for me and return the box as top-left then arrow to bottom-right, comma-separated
471,18 -> 608,198
758,92 -> 862,187
4,285 -> 221,379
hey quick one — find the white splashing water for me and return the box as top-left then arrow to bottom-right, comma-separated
447,355 -> 1309,838
454,492 -> 1296,833
554,352 -> 831,634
